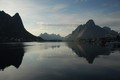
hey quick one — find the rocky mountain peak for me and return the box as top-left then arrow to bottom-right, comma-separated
0,11 -> 43,42
66,20 -> 118,41
86,19 -> 95,27
12,12 -> 24,29
13,13 -> 20,17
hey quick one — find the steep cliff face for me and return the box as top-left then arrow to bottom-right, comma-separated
66,19 -> 118,41
0,11 -> 43,42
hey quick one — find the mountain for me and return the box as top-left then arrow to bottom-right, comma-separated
66,19 -> 118,41
39,33 -> 64,41
103,26 -> 118,36
0,11 -> 43,42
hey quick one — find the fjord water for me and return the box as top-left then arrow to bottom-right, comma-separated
0,42 -> 120,80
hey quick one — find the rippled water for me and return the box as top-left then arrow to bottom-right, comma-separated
0,42 -> 120,80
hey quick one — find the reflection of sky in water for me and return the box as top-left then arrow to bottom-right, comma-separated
24,42 -> 77,59
0,42 -> 120,80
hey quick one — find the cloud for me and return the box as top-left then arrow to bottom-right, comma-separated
108,11 -> 120,19
75,0 -> 88,3
52,4 -> 67,12
102,1 -> 120,8
98,12 -> 120,31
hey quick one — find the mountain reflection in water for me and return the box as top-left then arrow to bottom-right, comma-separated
0,43 -> 24,71
67,42 -> 118,64
0,42 -> 120,80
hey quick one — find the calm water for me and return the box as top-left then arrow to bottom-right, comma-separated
0,42 -> 120,80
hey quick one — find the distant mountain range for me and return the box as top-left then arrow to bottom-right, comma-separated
66,19 -> 118,41
0,11 -> 43,42
0,11 -> 119,42
39,33 -> 64,41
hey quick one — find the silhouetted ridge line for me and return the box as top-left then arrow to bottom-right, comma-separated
66,19 -> 118,41
0,11 -> 44,42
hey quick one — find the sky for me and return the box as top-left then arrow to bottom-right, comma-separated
0,0 -> 120,37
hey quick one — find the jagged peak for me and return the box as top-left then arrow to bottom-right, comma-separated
0,10 -> 11,17
0,10 -> 7,14
13,13 -> 20,17
86,19 -> 95,26
12,12 -> 22,23
0,10 -> 5,13
0,11 -> 20,18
